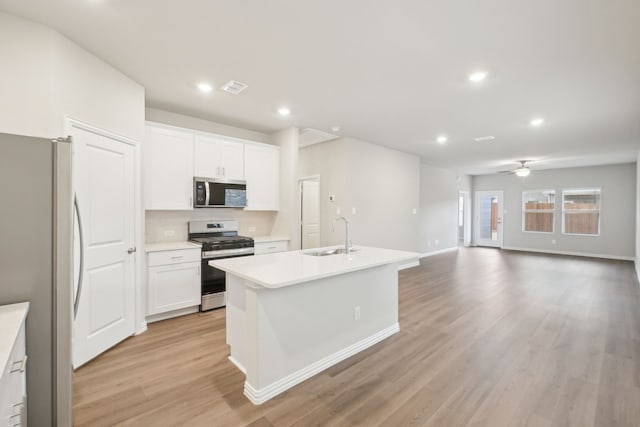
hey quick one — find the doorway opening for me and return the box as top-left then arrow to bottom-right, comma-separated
299,176 -> 321,249
458,191 -> 471,246
474,190 -> 504,248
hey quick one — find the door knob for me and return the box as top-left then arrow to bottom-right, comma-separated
127,247 -> 137,254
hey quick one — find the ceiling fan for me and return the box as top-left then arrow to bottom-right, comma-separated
499,160 -> 532,177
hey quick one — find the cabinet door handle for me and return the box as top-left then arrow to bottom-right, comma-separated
11,355 -> 27,373
222,167 -> 226,176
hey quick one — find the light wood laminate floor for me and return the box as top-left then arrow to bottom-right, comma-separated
73,248 -> 640,426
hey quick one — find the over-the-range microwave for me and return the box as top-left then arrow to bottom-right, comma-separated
193,177 -> 247,208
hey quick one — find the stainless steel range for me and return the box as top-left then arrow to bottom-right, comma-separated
188,220 -> 254,311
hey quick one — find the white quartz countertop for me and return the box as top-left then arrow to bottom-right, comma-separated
253,235 -> 290,243
145,241 -> 202,252
210,246 -> 420,289
0,302 -> 29,375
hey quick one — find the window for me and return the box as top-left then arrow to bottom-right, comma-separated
562,188 -> 601,235
522,190 -> 555,233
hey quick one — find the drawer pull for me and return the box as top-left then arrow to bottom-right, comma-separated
11,355 -> 27,373
170,256 -> 184,259
267,246 -> 277,250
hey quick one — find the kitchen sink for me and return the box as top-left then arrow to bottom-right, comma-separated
304,248 -> 358,256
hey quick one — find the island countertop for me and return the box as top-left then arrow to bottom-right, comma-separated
210,245 -> 420,289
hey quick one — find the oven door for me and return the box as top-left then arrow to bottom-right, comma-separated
201,253 -> 253,310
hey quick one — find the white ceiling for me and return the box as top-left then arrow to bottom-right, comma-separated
2,0 -> 639,174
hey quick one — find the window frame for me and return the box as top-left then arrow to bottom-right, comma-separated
521,189 -> 556,234
561,187 -> 601,237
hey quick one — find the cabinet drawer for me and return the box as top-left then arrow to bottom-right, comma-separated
254,240 -> 288,255
148,248 -> 201,267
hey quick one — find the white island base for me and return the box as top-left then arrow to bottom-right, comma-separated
213,246 -> 419,404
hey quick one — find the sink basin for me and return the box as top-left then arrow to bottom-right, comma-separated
304,248 -> 358,257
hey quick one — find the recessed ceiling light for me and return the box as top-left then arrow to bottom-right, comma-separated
474,135 -> 496,142
331,126 -> 341,132
436,135 -> 448,144
277,107 -> 291,117
197,82 -> 213,93
530,117 -> 544,127
468,71 -> 488,83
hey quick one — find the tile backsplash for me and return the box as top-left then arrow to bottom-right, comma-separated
145,209 -> 278,243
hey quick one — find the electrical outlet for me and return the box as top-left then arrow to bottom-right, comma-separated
163,229 -> 175,237
551,239 -> 556,245
354,306 -> 360,321
352,207 -> 357,215
248,226 -> 256,232
336,206 -> 341,215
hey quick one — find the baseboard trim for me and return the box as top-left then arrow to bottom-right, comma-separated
502,246 -> 634,261
134,321 -> 148,336
146,305 -> 199,324
243,322 -> 400,405
420,247 -> 458,258
228,356 -> 247,375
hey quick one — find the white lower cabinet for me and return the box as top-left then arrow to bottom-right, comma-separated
0,303 -> 28,427
147,248 -> 201,316
254,240 -> 289,255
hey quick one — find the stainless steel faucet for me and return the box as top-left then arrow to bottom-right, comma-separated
333,216 -> 351,254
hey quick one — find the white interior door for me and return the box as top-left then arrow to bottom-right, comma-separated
301,178 -> 321,249
475,190 -> 504,247
71,123 -> 136,368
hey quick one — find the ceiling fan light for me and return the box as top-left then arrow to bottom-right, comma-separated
515,167 -> 531,177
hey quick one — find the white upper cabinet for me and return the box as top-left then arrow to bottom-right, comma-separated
144,124 -> 194,210
194,135 -> 244,181
244,143 -> 279,211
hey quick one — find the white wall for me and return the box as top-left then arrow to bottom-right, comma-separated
299,139 -> 348,247
473,163 -> 636,259
299,137 -> 420,252
0,11 -> 145,142
636,153 -> 640,279
345,138 -> 420,252
419,165 -> 460,254
270,128 -> 300,249
0,11 -> 54,138
146,108 -> 270,144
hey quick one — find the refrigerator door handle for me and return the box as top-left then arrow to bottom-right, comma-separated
73,195 -> 85,319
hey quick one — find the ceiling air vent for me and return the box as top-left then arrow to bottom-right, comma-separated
221,80 -> 248,94
473,135 -> 496,142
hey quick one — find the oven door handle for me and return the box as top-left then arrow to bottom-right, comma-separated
203,249 -> 255,259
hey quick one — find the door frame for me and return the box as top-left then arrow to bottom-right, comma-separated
459,191 -> 472,247
299,175 -> 321,249
64,117 -> 145,339
474,190 -> 504,248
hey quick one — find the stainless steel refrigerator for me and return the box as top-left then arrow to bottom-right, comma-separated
0,132 -> 73,426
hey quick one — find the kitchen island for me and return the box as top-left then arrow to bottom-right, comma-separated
210,245 -> 420,404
